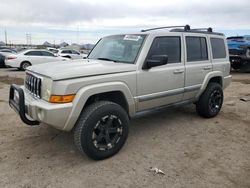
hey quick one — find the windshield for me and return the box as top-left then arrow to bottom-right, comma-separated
88,34 -> 146,64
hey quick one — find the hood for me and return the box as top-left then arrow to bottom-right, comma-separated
27,59 -> 137,80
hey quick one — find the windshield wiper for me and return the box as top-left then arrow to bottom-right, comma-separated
97,57 -> 117,62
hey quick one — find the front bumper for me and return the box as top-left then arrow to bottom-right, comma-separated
9,84 -> 40,125
9,84 -> 73,130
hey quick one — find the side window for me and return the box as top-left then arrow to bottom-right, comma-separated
72,50 -> 80,55
25,51 -> 42,56
147,36 -> 181,63
210,38 -> 226,59
186,37 -> 208,62
61,50 -> 72,54
41,51 -> 54,57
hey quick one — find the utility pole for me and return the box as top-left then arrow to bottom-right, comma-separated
4,30 -> 7,46
26,33 -> 32,47
77,25 -> 79,44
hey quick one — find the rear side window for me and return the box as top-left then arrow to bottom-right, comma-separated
72,50 -> 80,55
41,51 -> 54,57
147,36 -> 181,63
210,38 -> 226,59
186,37 -> 208,62
61,50 -> 72,54
25,51 -> 42,56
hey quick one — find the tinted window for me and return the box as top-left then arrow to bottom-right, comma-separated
61,50 -> 72,54
72,50 -> 80,55
41,51 -> 54,57
210,38 -> 226,59
147,37 -> 181,63
186,37 -> 208,62
25,51 -> 42,56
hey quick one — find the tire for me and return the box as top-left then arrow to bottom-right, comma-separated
20,61 -> 31,71
196,83 -> 223,118
74,101 -> 129,160
246,48 -> 250,59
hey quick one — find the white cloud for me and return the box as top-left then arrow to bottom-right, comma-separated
0,0 -> 249,44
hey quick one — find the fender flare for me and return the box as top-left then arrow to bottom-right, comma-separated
195,71 -> 223,99
63,81 -> 135,131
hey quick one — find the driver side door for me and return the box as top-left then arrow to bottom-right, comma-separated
136,35 -> 185,111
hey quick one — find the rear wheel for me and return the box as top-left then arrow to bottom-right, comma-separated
74,101 -> 129,160
196,83 -> 223,118
20,61 -> 31,71
246,48 -> 250,58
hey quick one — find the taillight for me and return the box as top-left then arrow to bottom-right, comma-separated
7,56 -> 17,60
239,45 -> 247,49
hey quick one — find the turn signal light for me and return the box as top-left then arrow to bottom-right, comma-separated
49,95 -> 75,103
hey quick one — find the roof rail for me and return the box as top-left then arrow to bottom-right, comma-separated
170,27 -> 224,36
191,27 -> 213,32
141,25 -> 190,32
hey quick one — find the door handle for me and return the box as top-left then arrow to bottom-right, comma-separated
173,69 -> 184,74
203,66 -> 212,70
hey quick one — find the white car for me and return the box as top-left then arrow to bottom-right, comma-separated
5,49 -> 67,70
58,49 -> 87,59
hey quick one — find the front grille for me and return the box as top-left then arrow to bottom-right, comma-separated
25,73 -> 42,98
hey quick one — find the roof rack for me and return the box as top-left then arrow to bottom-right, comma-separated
141,25 -> 224,36
141,25 -> 190,32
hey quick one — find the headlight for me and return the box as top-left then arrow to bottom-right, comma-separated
41,77 -> 53,101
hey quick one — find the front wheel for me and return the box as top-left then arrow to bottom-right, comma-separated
74,101 -> 129,160
196,83 -> 223,118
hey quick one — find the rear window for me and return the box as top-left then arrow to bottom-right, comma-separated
186,37 -> 208,62
41,51 -> 54,57
210,38 -> 226,59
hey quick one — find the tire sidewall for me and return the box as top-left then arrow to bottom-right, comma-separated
204,83 -> 223,117
196,83 -> 223,118
21,61 -> 31,70
79,102 -> 129,160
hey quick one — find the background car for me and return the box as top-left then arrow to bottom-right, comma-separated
58,49 -> 87,59
0,53 -> 5,68
47,47 -> 59,54
5,49 -> 67,70
227,35 -> 250,71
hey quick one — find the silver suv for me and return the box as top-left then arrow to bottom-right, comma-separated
9,25 -> 232,160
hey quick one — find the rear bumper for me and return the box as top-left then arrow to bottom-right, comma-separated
9,84 -> 73,130
223,75 -> 232,89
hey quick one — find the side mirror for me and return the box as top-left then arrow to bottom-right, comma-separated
143,55 -> 168,69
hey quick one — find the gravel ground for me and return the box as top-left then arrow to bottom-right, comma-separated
0,68 -> 249,188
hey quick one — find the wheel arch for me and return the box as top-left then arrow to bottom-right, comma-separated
63,82 -> 135,131
195,71 -> 223,99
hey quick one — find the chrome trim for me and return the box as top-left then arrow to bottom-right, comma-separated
184,84 -> 202,92
137,88 -> 184,102
137,84 -> 202,102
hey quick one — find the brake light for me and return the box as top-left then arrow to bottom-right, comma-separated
7,56 -> 17,60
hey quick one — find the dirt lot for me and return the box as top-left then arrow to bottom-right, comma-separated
0,68 -> 249,188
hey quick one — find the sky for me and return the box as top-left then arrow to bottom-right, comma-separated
0,0 -> 250,45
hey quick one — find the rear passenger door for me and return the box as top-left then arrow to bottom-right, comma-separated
24,51 -> 44,65
41,51 -> 57,63
183,34 -> 212,100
